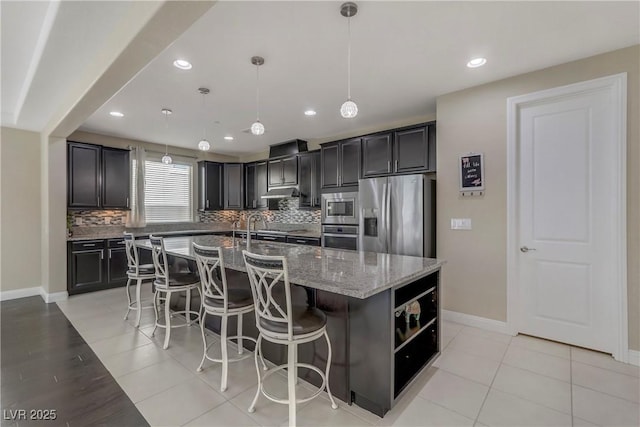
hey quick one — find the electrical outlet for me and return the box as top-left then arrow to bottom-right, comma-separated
75,217 -> 83,226
104,217 -> 111,224
451,218 -> 472,230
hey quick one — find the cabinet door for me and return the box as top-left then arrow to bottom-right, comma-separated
224,163 -> 243,209
321,144 -> 339,188
268,160 -> 282,186
340,138 -> 361,187
245,163 -> 256,209
68,143 -> 101,208
107,247 -> 128,285
102,148 -> 130,208
394,125 -> 429,173
282,156 -> 298,185
312,151 -> 321,207
70,249 -> 104,292
298,154 -> 313,208
255,162 -> 268,208
362,133 -> 393,177
427,123 -> 436,172
200,162 -> 223,210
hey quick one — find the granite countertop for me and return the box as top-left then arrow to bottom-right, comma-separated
136,235 -> 443,299
68,224 -> 321,241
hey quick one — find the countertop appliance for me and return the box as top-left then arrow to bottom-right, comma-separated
321,191 -> 359,225
321,225 -> 358,251
359,174 -> 435,257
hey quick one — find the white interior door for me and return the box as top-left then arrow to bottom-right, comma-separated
510,74 -> 626,355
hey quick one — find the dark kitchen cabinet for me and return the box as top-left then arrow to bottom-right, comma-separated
68,142 -> 130,209
198,161 -> 224,210
268,156 -> 298,187
102,148 -> 130,208
298,151 -> 321,208
68,238 -> 130,295
321,138 -> 361,189
245,162 -> 268,209
224,163 -> 244,209
360,123 -> 436,177
286,236 -> 321,246
68,143 -> 101,208
394,123 -> 435,173
362,132 -> 393,177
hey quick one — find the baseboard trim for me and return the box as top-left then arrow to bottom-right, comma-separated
628,350 -> 640,367
442,309 -> 510,335
0,287 -> 41,301
39,289 -> 68,303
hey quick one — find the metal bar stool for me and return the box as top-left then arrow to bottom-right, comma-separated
242,250 -> 338,427
123,232 -> 156,327
192,243 -> 266,392
149,235 -> 201,350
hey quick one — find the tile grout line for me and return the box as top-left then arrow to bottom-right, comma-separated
570,347 -> 574,427
472,335 -> 512,425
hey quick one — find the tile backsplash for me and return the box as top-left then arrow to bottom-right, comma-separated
69,199 -> 320,228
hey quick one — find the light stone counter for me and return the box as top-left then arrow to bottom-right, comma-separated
136,235 -> 443,299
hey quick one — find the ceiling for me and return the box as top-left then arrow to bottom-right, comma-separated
4,2 -> 639,157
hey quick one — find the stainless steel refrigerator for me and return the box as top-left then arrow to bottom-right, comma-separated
358,174 -> 435,257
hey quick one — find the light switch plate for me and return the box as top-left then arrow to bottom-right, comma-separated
75,217 -> 83,225
104,217 -> 111,224
451,218 -> 472,230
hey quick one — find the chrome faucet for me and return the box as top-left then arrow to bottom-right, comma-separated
246,212 -> 265,252
231,220 -> 240,248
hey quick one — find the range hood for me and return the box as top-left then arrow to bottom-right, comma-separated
261,187 -> 300,199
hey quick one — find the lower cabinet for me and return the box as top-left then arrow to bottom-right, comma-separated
68,238 -> 129,295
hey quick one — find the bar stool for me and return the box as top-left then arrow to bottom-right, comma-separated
123,232 -> 156,327
242,251 -> 338,427
192,243 -> 266,392
149,235 -> 201,350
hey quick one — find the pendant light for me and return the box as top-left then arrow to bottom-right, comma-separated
250,56 -> 265,135
197,87 -> 211,151
340,2 -> 358,119
161,108 -> 173,164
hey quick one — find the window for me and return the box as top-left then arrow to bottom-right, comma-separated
132,158 -> 193,223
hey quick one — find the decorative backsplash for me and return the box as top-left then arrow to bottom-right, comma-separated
69,199 -> 320,228
68,210 -> 128,227
198,198 -> 320,224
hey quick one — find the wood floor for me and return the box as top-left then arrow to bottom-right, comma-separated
0,296 -> 148,427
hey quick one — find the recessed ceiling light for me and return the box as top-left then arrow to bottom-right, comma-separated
109,111 -> 124,117
304,110 -> 317,116
173,59 -> 192,70
224,136 -> 234,141
467,57 -> 487,68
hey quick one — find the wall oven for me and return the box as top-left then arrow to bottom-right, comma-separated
322,225 -> 359,251
321,192 -> 359,225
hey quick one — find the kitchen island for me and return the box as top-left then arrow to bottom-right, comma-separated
137,235 -> 443,417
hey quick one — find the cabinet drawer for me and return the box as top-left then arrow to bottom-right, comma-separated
108,238 -> 127,248
286,236 -> 320,246
256,234 -> 287,243
72,240 -> 105,251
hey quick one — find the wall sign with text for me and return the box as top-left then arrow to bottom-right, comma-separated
459,153 -> 484,194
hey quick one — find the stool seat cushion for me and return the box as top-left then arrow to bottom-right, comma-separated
154,272 -> 199,288
259,306 -> 326,336
129,264 -> 154,275
204,288 -> 253,310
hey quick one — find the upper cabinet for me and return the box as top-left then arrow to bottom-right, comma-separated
223,163 -> 244,209
321,138 -> 361,189
268,156 -> 298,187
298,150 -> 321,208
198,161 -> 224,211
361,122 -> 436,178
245,161 -> 268,210
67,142 -> 130,209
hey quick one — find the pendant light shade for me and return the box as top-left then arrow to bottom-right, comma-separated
340,2 -> 358,119
161,108 -> 173,164
250,56 -> 265,135
197,87 -> 211,151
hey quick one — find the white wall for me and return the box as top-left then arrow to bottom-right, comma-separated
0,127 -> 42,292
436,45 -> 640,351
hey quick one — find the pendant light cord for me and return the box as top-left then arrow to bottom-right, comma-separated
164,111 -> 169,155
255,64 -> 260,121
202,93 -> 206,139
347,14 -> 352,100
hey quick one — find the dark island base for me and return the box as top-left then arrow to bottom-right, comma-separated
168,260 -> 440,418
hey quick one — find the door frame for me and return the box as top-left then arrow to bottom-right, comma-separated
506,73 -> 628,362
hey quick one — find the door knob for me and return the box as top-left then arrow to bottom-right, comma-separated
520,246 -> 537,253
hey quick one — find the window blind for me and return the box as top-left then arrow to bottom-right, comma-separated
132,159 -> 193,223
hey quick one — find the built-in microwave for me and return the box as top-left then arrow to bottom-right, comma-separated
321,192 -> 359,225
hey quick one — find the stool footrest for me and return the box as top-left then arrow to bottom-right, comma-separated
259,363 -> 326,405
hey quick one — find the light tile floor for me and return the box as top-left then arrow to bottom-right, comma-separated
58,287 -> 640,427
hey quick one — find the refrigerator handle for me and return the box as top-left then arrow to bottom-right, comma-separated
381,183 -> 388,253
386,181 -> 392,253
